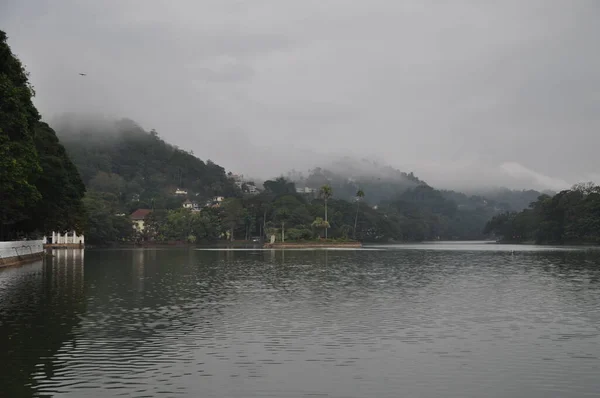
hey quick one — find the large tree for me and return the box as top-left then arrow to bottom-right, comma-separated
222,198 -> 244,241
353,189 -> 365,239
16,122 -> 87,235
0,30 -> 42,239
319,185 -> 333,239
0,30 -> 87,240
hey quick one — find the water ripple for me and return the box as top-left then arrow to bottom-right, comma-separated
1,246 -> 600,397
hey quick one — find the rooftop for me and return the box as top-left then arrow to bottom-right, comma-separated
130,209 -> 152,220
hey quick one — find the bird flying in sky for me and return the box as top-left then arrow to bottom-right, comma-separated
79,73 -> 86,76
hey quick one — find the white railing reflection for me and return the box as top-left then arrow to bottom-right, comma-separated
46,249 -> 85,294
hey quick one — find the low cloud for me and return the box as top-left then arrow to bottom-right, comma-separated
2,0 -> 598,191
499,162 -> 570,192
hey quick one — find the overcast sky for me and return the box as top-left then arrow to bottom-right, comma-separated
2,0 -> 599,191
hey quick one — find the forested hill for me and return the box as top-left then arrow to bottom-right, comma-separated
288,157 -> 424,205
288,159 -> 545,213
55,115 -> 238,210
485,183 -> 600,244
281,160 -> 553,242
471,188 -> 552,212
0,31 -> 86,240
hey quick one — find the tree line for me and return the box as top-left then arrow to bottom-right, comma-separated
485,183 -> 600,244
88,177 -> 370,245
55,116 -> 511,244
2,28 -> 563,245
82,173 -> 506,245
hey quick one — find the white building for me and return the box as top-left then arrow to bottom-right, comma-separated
205,196 -> 226,208
44,231 -> 85,246
183,199 -> 201,211
296,187 -> 317,194
174,188 -> 188,195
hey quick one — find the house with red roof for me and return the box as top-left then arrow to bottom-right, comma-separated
130,209 -> 152,232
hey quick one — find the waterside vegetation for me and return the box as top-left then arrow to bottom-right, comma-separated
3,29 -> 599,247
485,183 -> 600,244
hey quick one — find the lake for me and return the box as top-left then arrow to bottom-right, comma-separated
1,242 -> 600,397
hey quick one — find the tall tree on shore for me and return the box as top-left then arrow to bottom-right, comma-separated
0,30 -> 42,239
275,207 -> 291,242
353,189 -> 365,240
0,30 -> 86,240
18,122 -> 87,235
319,185 -> 333,239
311,217 -> 330,238
222,198 -> 244,241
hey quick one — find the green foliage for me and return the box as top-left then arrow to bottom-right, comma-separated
0,31 -> 85,239
311,217 -> 330,238
285,228 -> 313,240
353,189 -> 365,239
319,185 -> 333,238
380,185 -> 476,241
57,116 -> 239,212
484,183 -> 600,244
83,192 -> 133,244
263,177 -> 296,197
291,165 -> 528,241
222,198 -> 244,241
17,122 -> 86,235
144,208 -> 224,242
319,184 -> 333,200
54,115 -> 242,243
0,31 -> 42,239
295,161 -> 423,205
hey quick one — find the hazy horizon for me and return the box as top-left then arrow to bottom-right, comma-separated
2,0 -> 599,192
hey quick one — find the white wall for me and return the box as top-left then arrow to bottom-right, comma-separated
44,231 -> 85,245
0,240 -> 44,260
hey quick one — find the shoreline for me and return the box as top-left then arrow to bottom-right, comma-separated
0,252 -> 45,268
495,240 -> 600,246
263,241 -> 362,249
0,240 -> 45,269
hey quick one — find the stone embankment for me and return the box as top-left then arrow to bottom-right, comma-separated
0,240 -> 44,267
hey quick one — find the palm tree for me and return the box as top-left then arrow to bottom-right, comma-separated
275,207 -> 291,242
319,185 -> 333,239
353,189 -> 365,240
311,217 -> 330,238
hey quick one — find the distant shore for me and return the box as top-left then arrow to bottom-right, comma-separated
263,241 -> 362,249
496,240 -> 600,246
85,240 -> 259,249
84,240 -> 365,249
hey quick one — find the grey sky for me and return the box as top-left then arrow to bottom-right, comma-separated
2,0 -> 599,191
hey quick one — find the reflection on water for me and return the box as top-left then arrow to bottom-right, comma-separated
0,249 -> 85,397
1,245 -> 600,397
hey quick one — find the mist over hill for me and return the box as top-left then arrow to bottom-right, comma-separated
53,113 -> 238,208
278,157 -> 548,212
51,113 -> 547,243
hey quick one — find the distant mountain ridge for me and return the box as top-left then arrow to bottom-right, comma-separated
286,157 -> 425,205
52,113 -> 552,244
284,157 -> 547,213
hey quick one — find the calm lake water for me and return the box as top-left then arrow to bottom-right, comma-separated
2,242 -> 600,397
